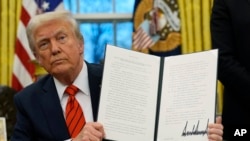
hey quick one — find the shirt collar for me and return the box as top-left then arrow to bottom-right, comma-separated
54,61 -> 90,101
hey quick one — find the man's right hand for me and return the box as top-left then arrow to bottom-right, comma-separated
73,122 -> 105,141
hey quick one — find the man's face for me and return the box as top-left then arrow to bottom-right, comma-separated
33,19 -> 83,78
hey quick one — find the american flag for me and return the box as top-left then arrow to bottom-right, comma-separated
132,26 -> 155,51
12,0 -> 64,91
132,8 -> 160,51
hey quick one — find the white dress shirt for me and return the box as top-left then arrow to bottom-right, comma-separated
53,62 -> 94,122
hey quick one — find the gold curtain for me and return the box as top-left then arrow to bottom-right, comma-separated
178,0 -> 223,115
0,0 -> 21,86
0,0 -> 224,114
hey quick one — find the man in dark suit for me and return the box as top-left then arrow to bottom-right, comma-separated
11,11 -> 224,141
11,11 -> 105,141
211,0 -> 250,140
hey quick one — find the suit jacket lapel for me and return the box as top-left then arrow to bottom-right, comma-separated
39,76 -> 70,140
86,62 -> 103,121
35,63 -> 103,140
89,75 -> 101,121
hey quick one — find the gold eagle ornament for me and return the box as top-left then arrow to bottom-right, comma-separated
133,0 -> 181,55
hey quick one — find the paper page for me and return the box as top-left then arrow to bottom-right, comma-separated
98,44 -> 161,141
157,49 -> 218,141
0,117 -> 7,141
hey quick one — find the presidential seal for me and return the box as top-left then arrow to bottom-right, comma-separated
133,0 -> 181,55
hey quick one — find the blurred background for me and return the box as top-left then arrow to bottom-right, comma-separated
0,0 -> 223,118
0,0 -> 223,140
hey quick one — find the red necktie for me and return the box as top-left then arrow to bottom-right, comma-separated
65,85 -> 86,138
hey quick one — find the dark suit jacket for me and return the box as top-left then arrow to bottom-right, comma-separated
211,0 -> 250,140
11,62 -> 104,141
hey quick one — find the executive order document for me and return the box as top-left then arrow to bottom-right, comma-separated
97,44 -> 218,141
